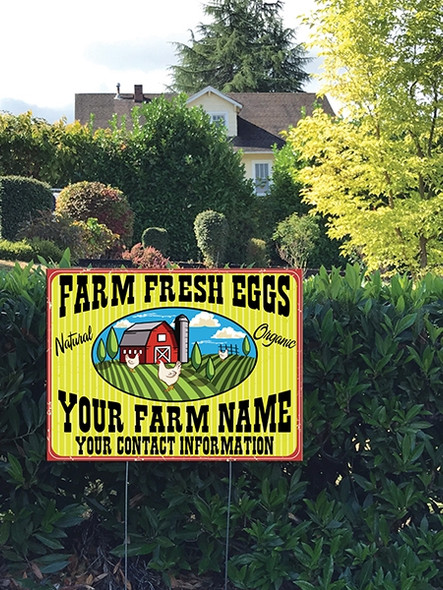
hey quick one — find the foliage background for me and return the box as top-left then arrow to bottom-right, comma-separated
0,261 -> 441,589
289,0 -> 443,276
0,98 -> 255,262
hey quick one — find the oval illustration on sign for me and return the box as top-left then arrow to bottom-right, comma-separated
92,307 -> 257,401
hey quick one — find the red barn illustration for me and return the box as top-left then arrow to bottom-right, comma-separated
119,315 -> 189,365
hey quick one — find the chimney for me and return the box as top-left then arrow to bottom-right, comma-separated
134,84 -> 143,103
114,82 -> 122,100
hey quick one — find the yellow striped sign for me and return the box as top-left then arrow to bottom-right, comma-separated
47,269 -> 302,461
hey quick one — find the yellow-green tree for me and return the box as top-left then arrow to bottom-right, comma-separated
286,0 -> 443,276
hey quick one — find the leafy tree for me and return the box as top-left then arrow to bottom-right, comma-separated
205,356 -> 215,380
258,143 -> 344,267
106,328 -> 119,361
273,213 -> 321,268
191,342 -> 203,370
97,339 -> 106,363
0,112 -> 56,180
242,336 -> 251,356
288,0 -> 443,276
171,0 -> 309,93
107,96 -> 255,261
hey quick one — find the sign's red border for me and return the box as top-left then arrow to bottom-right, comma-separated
46,268 -> 303,462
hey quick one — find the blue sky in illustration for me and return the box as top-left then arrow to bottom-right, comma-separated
92,307 -> 256,363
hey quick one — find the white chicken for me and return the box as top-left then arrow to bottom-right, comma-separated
125,352 -> 140,372
218,348 -> 229,361
158,360 -> 182,391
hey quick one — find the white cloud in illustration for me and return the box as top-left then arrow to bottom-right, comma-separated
190,312 -> 220,328
212,327 -> 245,339
114,319 -> 133,329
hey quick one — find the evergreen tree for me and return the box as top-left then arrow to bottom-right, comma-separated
106,328 -> 119,361
171,0 -> 309,93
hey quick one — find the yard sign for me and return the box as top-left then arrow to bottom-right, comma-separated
47,269 -> 302,461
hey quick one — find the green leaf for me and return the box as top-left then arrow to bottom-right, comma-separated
34,533 -> 64,550
39,559 -> 71,574
394,313 -> 417,337
6,453 -> 25,485
296,582 -> 316,590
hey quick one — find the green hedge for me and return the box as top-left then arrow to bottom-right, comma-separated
0,264 -> 441,589
0,238 -> 63,262
0,175 -> 54,240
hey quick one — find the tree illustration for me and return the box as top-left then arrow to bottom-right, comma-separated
242,336 -> 251,356
106,327 -> 119,361
97,338 -> 106,363
206,357 -> 215,381
191,342 -> 202,370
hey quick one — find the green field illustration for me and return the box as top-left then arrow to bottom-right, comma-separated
95,354 -> 257,401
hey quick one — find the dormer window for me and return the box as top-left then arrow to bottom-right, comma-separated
209,112 -> 227,128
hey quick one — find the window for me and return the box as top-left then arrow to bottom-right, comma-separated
254,162 -> 271,195
209,112 -> 227,128
157,333 -> 167,342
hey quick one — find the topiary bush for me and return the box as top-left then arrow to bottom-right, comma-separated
56,181 -> 134,245
245,237 -> 270,267
0,175 -> 54,241
194,209 -> 229,267
141,226 -> 169,255
0,238 -> 34,261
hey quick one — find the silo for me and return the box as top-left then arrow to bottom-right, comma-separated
175,314 -> 189,363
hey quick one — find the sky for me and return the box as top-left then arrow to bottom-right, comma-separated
0,0 -> 320,123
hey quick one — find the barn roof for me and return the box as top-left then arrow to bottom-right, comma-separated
119,321 -> 167,348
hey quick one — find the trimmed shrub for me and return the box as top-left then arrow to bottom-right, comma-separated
27,238 -> 63,262
0,238 -> 34,261
245,237 -> 270,267
273,213 -> 321,268
0,175 -> 54,240
56,181 -> 134,245
0,237 -> 63,263
122,243 -> 170,268
141,226 -> 169,255
73,217 -> 119,258
194,209 -> 229,267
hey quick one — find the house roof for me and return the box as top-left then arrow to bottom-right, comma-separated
75,86 -> 334,152
228,92 -> 334,151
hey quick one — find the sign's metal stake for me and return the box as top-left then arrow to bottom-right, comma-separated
224,460 -> 233,590
124,460 -> 129,589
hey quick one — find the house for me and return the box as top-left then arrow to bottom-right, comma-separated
75,84 -> 334,194
119,314 -> 189,365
